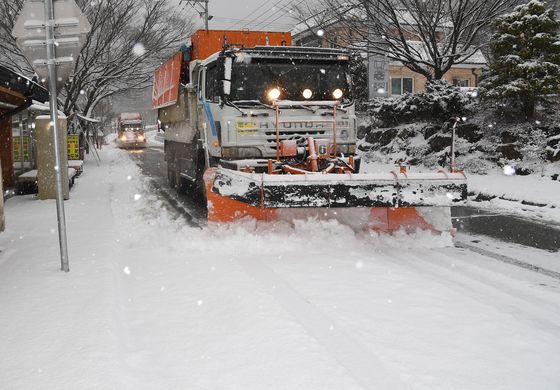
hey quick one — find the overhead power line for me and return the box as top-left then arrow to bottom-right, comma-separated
249,0 -> 299,31
236,0 -> 295,30
229,0 -> 275,29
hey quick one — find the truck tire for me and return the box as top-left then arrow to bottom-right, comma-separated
191,145 -> 207,202
175,156 -> 189,194
167,144 -> 176,189
167,163 -> 176,188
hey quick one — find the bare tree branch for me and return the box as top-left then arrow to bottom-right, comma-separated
296,0 -> 520,80
0,0 -> 194,116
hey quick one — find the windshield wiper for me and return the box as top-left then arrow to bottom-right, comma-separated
231,100 -> 273,109
224,100 -> 248,116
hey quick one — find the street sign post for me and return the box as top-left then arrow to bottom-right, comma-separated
12,0 -> 91,272
12,0 -> 90,88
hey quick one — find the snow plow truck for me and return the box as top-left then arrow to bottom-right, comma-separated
116,112 -> 147,148
153,29 -> 467,232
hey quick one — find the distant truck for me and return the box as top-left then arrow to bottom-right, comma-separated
116,112 -> 146,148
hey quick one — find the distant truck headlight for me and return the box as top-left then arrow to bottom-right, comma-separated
302,89 -> 313,99
268,87 -> 281,101
120,135 -> 127,141
332,88 -> 343,99
137,134 -> 145,141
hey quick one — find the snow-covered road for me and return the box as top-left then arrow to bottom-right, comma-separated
1,145 -> 559,389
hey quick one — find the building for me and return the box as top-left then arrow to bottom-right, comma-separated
292,10 -> 487,96
0,65 -> 49,231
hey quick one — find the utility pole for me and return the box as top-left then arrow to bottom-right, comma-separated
203,0 -> 209,30
181,0 -> 211,30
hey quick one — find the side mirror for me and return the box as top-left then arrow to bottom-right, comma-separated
222,57 -> 232,97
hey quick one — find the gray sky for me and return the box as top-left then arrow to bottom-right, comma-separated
178,0 -> 300,32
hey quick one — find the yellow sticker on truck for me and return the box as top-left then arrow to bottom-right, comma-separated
236,121 -> 258,134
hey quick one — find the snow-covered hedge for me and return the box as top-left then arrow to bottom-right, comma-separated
367,80 -> 473,125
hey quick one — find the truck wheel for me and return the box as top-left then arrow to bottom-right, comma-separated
192,146 -> 207,202
167,162 -> 176,188
174,156 -> 190,194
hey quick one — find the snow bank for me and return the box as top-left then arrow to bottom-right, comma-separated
468,169 -> 560,223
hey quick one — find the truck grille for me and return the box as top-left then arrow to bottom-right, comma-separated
264,130 -> 327,145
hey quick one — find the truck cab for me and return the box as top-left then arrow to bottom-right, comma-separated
196,46 -> 356,160
158,42 -> 357,193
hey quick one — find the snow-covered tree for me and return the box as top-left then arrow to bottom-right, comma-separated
350,54 -> 368,112
296,0 -> 519,80
480,0 -> 560,119
0,0 -> 193,117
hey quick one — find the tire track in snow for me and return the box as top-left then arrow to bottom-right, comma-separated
388,247 -> 560,334
237,257 -> 408,390
455,241 -> 560,280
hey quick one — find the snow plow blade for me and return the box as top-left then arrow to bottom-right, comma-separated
204,167 -> 467,233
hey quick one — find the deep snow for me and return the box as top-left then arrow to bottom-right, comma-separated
1,145 -> 560,389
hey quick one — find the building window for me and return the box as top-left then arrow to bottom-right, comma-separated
453,78 -> 469,87
390,77 -> 413,95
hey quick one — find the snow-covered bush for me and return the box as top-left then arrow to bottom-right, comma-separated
368,80 -> 473,125
350,53 -> 369,113
480,0 -> 560,119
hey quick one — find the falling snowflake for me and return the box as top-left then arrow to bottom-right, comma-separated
123,266 -> 131,275
132,43 -> 146,56
134,194 -> 142,201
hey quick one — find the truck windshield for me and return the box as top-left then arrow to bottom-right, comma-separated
230,59 -> 352,104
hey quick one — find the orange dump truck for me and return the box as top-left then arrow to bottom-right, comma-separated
153,29 -> 467,232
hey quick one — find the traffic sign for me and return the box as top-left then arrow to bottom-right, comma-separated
12,0 -> 91,84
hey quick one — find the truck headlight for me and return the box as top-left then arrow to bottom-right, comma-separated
302,89 -> 313,99
268,87 -> 281,101
332,88 -> 343,99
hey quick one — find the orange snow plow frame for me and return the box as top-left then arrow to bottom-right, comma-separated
203,101 -> 467,233
204,167 -> 464,232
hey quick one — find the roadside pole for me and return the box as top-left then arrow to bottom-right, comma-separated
12,0 -> 91,272
45,0 -> 69,272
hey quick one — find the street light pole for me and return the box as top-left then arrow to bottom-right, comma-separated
44,0 -> 70,272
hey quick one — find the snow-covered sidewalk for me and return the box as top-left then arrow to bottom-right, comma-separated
1,146 -> 560,390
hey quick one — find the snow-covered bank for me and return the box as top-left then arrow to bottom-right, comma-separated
1,145 -> 560,389
468,168 -> 560,223
362,157 -> 560,224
